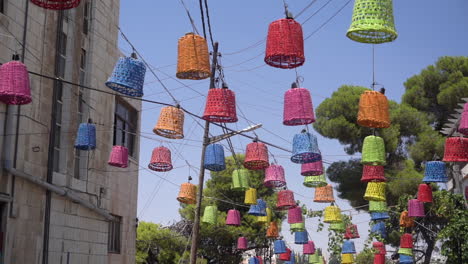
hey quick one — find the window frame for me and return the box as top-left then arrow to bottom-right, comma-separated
113,98 -> 138,157
108,215 -> 122,254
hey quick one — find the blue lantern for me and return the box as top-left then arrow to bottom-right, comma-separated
291,131 -> 321,164
294,230 -> 308,244
341,240 -> 356,254
105,54 -> 146,97
248,199 -> 267,216
248,257 -> 260,264
371,221 -> 387,238
204,144 -> 226,171
370,212 -> 390,221
286,254 -> 296,264
74,122 -> 96,150
400,254 -> 413,264
422,161 -> 448,183
274,239 -> 287,254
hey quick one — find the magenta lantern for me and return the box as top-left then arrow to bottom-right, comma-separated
301,161 -> 324,176
408,199 -> 424,217
264,164 -> 286,188
287,206 -> 303,224
303,241 -> 316,255
226,209 -> 241,226
108,145 -> 129,168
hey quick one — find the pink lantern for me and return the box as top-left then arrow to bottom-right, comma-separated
237,236 -> 248,250
264,164 -> 286,188
276,190 -> 296,210
417,184 -> 433,203
408,199 -> 425,217
287,206 -> 303,224
226,209 -> 241,226
301,161 -> 323,176
0,58 -> 32,105
283,83 -> 315,126
148,146 -> 173,172
458,103 -> 468,135
303,241 -> 316,255
108,145 -> 128,168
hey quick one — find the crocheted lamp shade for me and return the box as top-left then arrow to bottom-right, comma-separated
31,0 -> 81,10
361,165 -> 386,182
264,164 -> 286,188
295,230 -> 308,244
346,0 -> 397,44
283,85 -> 315,126
422,161 -> 448,183
342,240 -> 356,254
330,221 -> 345,231
398,248 -> 413,256
309,252 -> 320,263
370,212 -> 389,221
408,199 -> 424,217
248,257 -> 260,264
257,208 -> 272,224
177,183 -> 196,204
400,233 -> 413,248
265,18 -> 304,69
266,221 -> 279,238
417,184 -> 433,203
303,174 -> 327,188
314,185 -> 335,203
279,248 -> 292,261
274,240 -> 287,254
277,190 -> 296,210
341,254 -> 354,264
369,201 -> 387,212
303,241 -> 316,255
244,188 -> 258,205
288,206 -> 303,224
372,242 -> 386,255
458,103 -> 468,135
248,199 -> 267,216
153,106 -> 184,139
357,91 -> 390,128
148,146 -> 173,172
106,55 -> 146,97
301,161 -> 324,176
399,211 -> 415,228
74,123 -> 96,150
237,236 -> 248,250
204,144 -> 226,171
324,205 -> 342,223
371,221 -> 387,238
344,224 -> 360,239
443,137 -> 468,162
176,33 -> 210,80
226,209 -> 241,226
291,131 -> 322,164
231,169 -> 250,191
373,254 -> 385,264
0,60 -> 32,105
362,136 -> 386,165
399,254 -> 413,264
244,141 -> 269,170
202,88 -> 237,123
364,182 -> 386,201
290,221 -> 306,232
202,205 -> 218,225
108,146 -> 128,168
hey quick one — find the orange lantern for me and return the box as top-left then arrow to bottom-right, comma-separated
357,90 -> 390,128
266,222 -> 279,238
399,211 -> 415,228
177,182 -> 197,204
176,33 -> 211,80
313,185 -> 335,203
153,105 -> 184,139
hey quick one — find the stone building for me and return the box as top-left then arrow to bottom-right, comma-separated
0,1 -> 140,263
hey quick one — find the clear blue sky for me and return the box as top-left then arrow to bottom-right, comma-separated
119,0 -> 468,258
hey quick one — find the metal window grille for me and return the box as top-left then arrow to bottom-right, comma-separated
108,215 -> 122,253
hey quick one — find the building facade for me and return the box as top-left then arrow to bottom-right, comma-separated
0,1 -> 140,263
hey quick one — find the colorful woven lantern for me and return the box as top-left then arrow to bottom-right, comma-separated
148,146 -> 173,172
244,141 -> 269,170
303,241 -> 316,255
398,247 -> 413,256
0,58 -> 32,105
231,169 -> 250,191
373,254 -> 385,264
283,83 -> 315,126
309,252 -> 320,263
204,144 -> 226,171
458,103 -> 468,135
341,253 -> 354,264
288,206 -> 303,224
417,184 -> 433,203
177,182 -> 197,204
108,146 -> 128,168
244,188 -> 258,205
258,208 -> 272,224
370,212 -> 389,221
372,242 -> 386,255
176,33 -> 210,80
274,240 -> 287,254
422,161 -> 447,183
202,87 -> 237,122
256,256 -> 263,264
361,165 -> 386,182
106,54 -> 146,97
279,248 -> 292,261
324,205 -> 342,223
248,257 -> 260,264
31,0 -> 81,10
364,182 -> 386,201
369,201 -> 387,212
74,122 -> 96,150
443,137 -> 468,162
248,199 -> 267,216
344,224 -> 360,239
153,106 -> 184,139
408,199 -> 424,217
346,0 -> 397,44
291,131 -> 322,164
295,230 -> 308,244
314,185 -> 335,203
266,221 -> 279,238
202,205 -> 218,225
277,190 -> 296,210
342,240 -> 356,254
357,90 -> 390,128
264,164 -> 286,188
400,233 -> 413,248
371,221 -> 387,238
362,136 -> 386,165
301,161 -> 324,176
237,236 -> 248,250
226,209 -> 241,226
290,221 -> 306,232
303,174 -> 327,188
265,18 -> 304,69
399,254 -> 413,264
399,211 -> 415,228
330,221 -> 345,231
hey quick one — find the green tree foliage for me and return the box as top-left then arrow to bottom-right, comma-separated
355,248 -> 374,264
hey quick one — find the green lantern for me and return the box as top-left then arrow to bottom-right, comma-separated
303,174 -> 327,188
361,136 -> 386,165
309,251 -> 320,263
231,169 -> 250,191
398,247 -> 413,256
369,201 -> 387,212
202,205 -> 218,225
346,0 -> 398,44
290,221 -> 306,232
330,221 -> 345,231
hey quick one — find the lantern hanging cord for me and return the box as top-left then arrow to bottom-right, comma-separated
372,44 -> 376,90
198,0 -> 207,40
178,0 -> 200,35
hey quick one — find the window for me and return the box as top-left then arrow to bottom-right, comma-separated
108,215 -> 122,254
0,0 -> 4,14
53,32 -> 67,172
74,49 -> 87,179
83,1 -> 90,35
113,99 -> 137,157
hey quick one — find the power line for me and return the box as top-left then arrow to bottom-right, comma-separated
203,0 -> 215,47
304,0 -> 352,40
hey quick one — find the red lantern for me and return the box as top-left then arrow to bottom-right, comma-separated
31,0 -> 81,10
279,248 -> 291,261
202,87 -> 237,123
277,190 -> 295,210
373,242 -> 386,255
244,141 -> 269,170
361,165 -> 386,182
400,233 -> 413,248
148,146 -> 173,172
373,254 -> 385,264
344,224 -> 360,239
417,184 -> 433,203
443,137 -> 468,162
